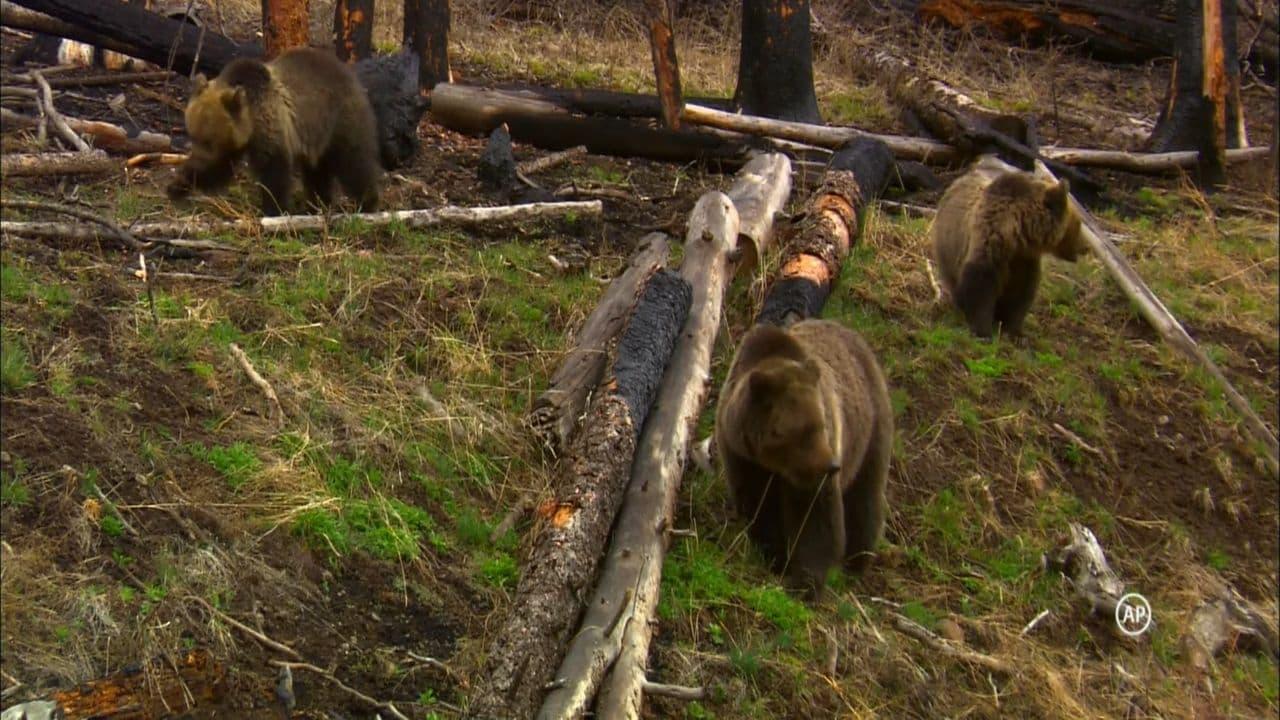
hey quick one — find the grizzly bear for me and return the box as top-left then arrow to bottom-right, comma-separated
714,319 -> 894,601
930,162 -> 1087,338
167,47 -> 382,216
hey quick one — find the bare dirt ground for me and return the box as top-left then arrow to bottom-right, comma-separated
1,2 -> 1277,719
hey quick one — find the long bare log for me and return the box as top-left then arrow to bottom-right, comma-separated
1,108 -> 175,154
529,235 -> 671,455
758,138 -> 895,326
0,150 -> 116,176
725,152 -> 794,272
1039,146 -> 1270,173
469,271 -> 693,720
0,0 -> 154,67
992,155 -> 1279,474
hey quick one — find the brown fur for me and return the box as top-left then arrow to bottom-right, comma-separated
930,162 -> 1087,338
714,319 -> 894,600
167,48 -> 382,216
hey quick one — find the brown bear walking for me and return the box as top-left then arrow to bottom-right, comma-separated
930,161 -> 1087,338
714,319 -> 893,600
168,47 -> 383,216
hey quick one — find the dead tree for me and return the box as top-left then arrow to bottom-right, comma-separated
1149,0 -> 1248,188
644,0 -> 682,129
469,263 -> 693,720
8,0 -> 261,74
45,649 -> 226,719
261,0 -> 310,58
757,138 -> 895,325
333,0 -> 374,62
403,0 -> 451,93
736,0 -> 822,123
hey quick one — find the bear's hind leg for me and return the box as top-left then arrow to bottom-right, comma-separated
842,439 -> 890,574
993,257 -> 1041,337
780,479 -> 845,601
302,158 -> 336,211
333,147 -> 382,212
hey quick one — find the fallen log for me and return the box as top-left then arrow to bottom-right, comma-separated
468,271 -> 692,720
0,0 -> 156,67
1182,581 -> 1280,669
594,154 -> 793,720
430,84 -> 752,166
1042,522 -> 1129,634
1039,145 -> 1270,173
0,201 -> 602,240
1001,155 -> 1280,474
7,0 -> 261,75
528,234 -> 671,455
0,108 -> 175,153
542,154 -> 792,720
498,85 -> 732,119
758,138 -> 895,326
45,648 -> 226,719
0,150 -> 116,176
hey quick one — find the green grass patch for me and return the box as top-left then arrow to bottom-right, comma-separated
1,333 -> 35,393
189,442 -> 261,489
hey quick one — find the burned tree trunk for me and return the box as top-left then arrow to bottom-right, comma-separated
47,649 -> 226,719
351,50 -> 429,169
403,0 -> 451,93
735,0 -> 822,123
333,0 -> 374,62
758,138 -> 895,325
469,269 -> 692,720
644,0 -> 682,129
260,0 -> 310,59
1149,0 -> 1247,188
8,0 -> 261,74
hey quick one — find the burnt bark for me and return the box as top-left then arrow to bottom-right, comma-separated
260,0 -> 310,59
644,0 -> 683,129
735,0 -> 822,123
47,650 -> 226,719
403,0 -> 451,93
757,138 -> 894,326
7,0 -> 262,74
1149,0 -> 1247,188
351,50 -> 429,169
333,0 -> 374,62
469,270 -> 692,720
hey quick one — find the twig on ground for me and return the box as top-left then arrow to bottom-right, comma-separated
187,595 -> 302,660
30,69 -> 90,152
1,669 -> 23,700
824,628 -> 839,677
406,651 -> 468,691
850,594 -> 885,643
269,660 -> 410,720
126,152 -> 187,167
890,613 -> 1016,676
1021,609 -> 1052,637
487,501 -> 530,544
1051,422 -> 1105,458
518,144 -> 588,175
228,343 -> 285,424
641,680 -> 706,701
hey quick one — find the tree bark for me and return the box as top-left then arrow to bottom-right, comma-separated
528,235 -> 672,456
261,0 -> 310,59
7,0 -> 262,74
429,84 -> 752,165
495,85 -> 732,119
403,0 -> 451,93
1,0 -> 155,67
469,271 -> 692,720
1149,0 -> 1247,188
46,649 -> 226,719
735,0 -> 822,123
644,0 -> 682,129
1,150 -> 117,176
0,108 -> 176,154
333,0 -> 374,62
757,138 -> 894,326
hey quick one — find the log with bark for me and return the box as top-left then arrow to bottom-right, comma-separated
7,0 -> 262,75
528,235 -> 672,455
403,0 -> 451,92
757,138 -> 895,325
736,0 -> 822,123
468,269 -> 693,720
333,0 -> 373,63
1,0 -> 160,69
429,84 -> 753,166
261,0 -> 309,59
495,85 -> 732,119
541,154 -> 793,720
985,155 -> 1280,474
43,649 -> 226,719
0,108 -> 175,154
900,0 -> 1277,77
0,150 -> 117,176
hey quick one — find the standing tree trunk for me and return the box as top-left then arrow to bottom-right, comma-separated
333,0 -> 373,62
260,0 -> 310,59
1149,0 -> 1247,187
735,0 -> 822,123
403,0 -> 451,94
644,0 -> 682,129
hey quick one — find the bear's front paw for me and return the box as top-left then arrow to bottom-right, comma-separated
166,179 -> 192,201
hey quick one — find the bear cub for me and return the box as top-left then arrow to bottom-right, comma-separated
168,47 -> 382,216
714,319 -> 894,601
930,161 -> 1087,338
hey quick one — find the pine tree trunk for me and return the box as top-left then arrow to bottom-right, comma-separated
260,0 -> 310,59
734,0 -> 822,123
403,0 -> 451,93
333,0 -> 373,62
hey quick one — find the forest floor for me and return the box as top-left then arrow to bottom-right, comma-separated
1,2 -> 1277,719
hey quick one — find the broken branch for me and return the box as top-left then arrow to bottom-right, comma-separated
890,613 -> 1016,676
228,343 -> 285,425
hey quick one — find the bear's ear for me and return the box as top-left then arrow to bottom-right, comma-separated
1045,179 -> 1069,214
192,73 -> 208,94
220,86 -> 247,114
